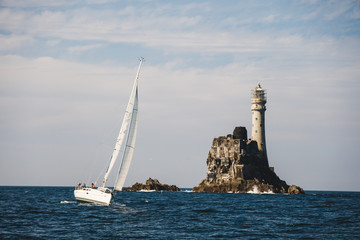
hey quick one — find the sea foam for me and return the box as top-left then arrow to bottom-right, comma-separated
247,186 -> 274,194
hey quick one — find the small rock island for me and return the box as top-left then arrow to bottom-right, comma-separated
124,178 -> 180,192
193,84 -> 303,194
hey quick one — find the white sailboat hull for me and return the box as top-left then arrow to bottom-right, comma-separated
74,188 -> 112,206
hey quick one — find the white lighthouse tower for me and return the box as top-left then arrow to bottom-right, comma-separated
251,83 -> 268,165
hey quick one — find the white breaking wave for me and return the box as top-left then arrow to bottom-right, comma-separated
139,189 -> 156,192
183,190 -> 193,193
247,186 -> 274,194
247,185 -> 260,194
60,200 -> 76,204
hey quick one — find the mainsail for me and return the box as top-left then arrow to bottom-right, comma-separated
102,58 -> 143,189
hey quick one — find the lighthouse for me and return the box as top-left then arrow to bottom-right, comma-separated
251,83 -> 268,165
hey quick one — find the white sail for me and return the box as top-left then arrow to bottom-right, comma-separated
101,59 -> 143,188
114,87 -> 138,191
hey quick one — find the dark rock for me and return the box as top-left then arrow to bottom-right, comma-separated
287,185 -> 304,194
124,178 -> 180,192
193,126 -> 304,194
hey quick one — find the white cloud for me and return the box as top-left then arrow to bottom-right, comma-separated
46,39 -> 61,46
0,0 -> 86,8
350,4 -> 360,19
0,2 -> 359,57
323,1 -> 354,20
301,10 -> 319,20
263,14 -> 278,23
0,34 -> 34,50
67,43 -> 106,53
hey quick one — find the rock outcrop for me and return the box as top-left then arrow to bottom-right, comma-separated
193,127 -> 304,194
124,178 -> 180,192
287,185 -> 304,194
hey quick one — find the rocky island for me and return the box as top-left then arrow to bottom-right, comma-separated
193,84 -> 303,194
192,126 -> 303,194
124,178 -> 180,192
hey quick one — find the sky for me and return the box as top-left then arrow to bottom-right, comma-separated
1,0 -> 360,191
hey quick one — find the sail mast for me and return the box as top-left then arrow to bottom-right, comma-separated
102,58 -> 144,188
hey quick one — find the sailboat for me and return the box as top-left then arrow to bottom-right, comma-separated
74,58 -> 144,205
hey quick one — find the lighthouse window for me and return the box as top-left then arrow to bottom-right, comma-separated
255,117 -> 258,120
255,130 -> 258,133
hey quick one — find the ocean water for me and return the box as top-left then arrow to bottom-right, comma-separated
1,187 -> 360,239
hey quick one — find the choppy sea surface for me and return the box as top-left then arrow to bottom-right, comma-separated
1,187 -> 360,239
